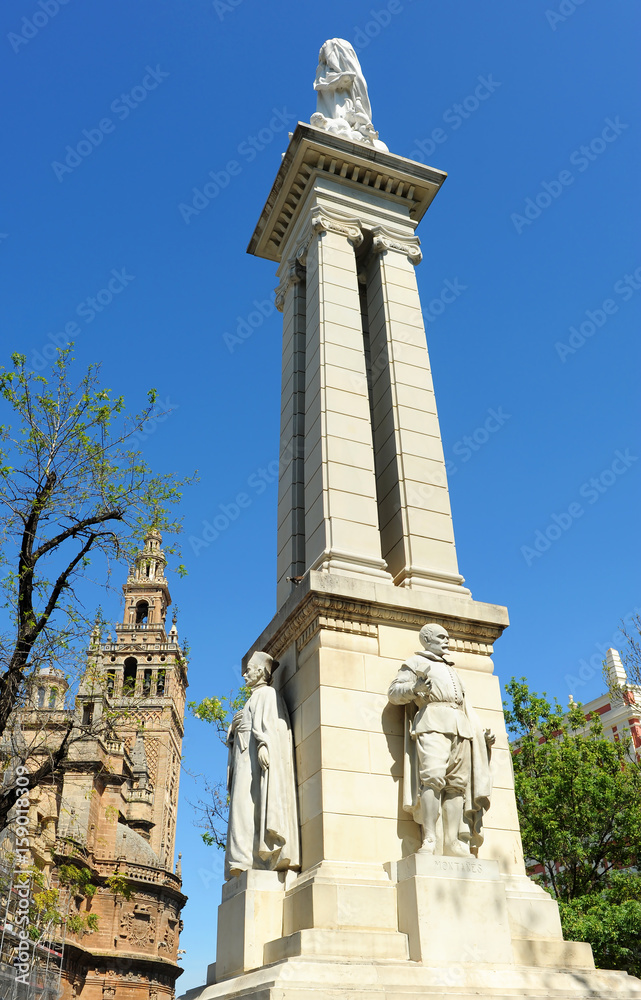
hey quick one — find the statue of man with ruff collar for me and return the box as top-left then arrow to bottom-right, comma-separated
388,623 -> 495,857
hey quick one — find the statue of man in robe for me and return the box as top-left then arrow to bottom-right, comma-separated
311,38 -> 388,151
224,651 -> 300,880
388,624 -> 495,857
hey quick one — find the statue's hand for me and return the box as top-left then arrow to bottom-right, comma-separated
257,745 -> 270,771
413,676 -> 432,700
484,729 -> 496,748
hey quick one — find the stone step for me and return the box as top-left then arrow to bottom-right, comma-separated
512,937 -> 594,970
263,927 -> 410,963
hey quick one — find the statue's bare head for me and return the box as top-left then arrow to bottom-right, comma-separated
419,623 -> 450,658
244,651 -> 279,688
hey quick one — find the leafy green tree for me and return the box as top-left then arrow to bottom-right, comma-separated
560,871 -> 641,978
504,677 -> 641,974
188,687 -> 248,849
0,348 -> 194,823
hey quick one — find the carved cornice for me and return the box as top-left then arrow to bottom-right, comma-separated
262,590 -> 503,661
249,124 -> 447,263
370,225 -> 422,265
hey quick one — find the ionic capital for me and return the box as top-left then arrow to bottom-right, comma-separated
370,225 -> 422,266
294,207 -> 364,267
310,210 -> 364,247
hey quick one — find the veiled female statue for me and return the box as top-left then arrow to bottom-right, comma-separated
311,38 -> 388,151
224,651 -> 300,880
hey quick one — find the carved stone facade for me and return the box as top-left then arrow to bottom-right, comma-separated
0,531 -> 188,1000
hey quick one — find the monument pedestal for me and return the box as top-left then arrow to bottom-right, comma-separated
184,575 -> 641,999
392,854 -> 515,966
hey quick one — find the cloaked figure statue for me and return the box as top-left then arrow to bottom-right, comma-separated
224,651 -> 300,881
311,38 -> 388,151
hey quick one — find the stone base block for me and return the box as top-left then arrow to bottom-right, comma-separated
264,926 -> 409,963
512,937 -> 595,970
393,853 -> 515,966
283,861 -> 400,935
188,957 -> 641,999
503,873 -> 566,941
215,869 -> 290,981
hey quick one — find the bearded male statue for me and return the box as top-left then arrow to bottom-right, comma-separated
388,624 -> 494,857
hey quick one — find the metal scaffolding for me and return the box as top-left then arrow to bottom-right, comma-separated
0,855 -> 66,1000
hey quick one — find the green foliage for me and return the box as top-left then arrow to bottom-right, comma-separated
188,686 -> 250,742
66,912 -> 97,936
505,678 -> 641,902
105,873 -> 133,900
57,863 -> 96,896
505,677 -> 641,977
559,872 -> 641,977
187,684 -> 249,849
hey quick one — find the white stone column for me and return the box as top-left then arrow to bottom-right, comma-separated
299,210 -> 391,584
275,260 -> 306,608
365,225 -> 469,595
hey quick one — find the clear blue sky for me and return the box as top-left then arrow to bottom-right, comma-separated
2,0 -> 639,989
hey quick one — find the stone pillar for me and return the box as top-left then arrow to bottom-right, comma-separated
276,261 -> 307,608
296,210 -> 391,586
365,226 -> 468,595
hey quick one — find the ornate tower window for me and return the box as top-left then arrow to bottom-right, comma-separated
135,600 -> 150,624
123,657 -> 138,695
37,686 -> 45,708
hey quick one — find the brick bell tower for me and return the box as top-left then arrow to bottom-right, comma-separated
54,529 -> 188,1000
109,528 -> 186,865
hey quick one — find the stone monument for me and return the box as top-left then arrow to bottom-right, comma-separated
187,40 -> 641,999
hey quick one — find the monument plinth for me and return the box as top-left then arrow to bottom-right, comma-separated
186,41 -> 641,1000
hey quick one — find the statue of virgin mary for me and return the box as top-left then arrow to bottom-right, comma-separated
311,38 -> 388,151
